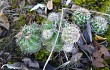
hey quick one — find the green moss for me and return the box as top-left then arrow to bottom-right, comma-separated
72,0 -> 110,12
93,67 -> 109,70
15,15 -> 26,30
10,0 -> 18,9
11,4 -> 17,9
34,49 -> 50,61
104,25 -> 110,50
36,15 -> 45,24
53,0 -> 60,3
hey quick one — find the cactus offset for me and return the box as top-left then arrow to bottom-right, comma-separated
15,23 -> 41,54
72,8 -> 91,28
61,23 -> 80,52
91,16 -> 108,35
48,12 -> 60,22
41,20 -> 63,52
61,23 -> 80,44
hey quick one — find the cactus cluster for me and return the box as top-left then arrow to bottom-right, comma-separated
91,16 -> 108,35
15,23 -> 41,54
15,11 -> 109,54
72,8 -> 91,28
61,23 -> 80,52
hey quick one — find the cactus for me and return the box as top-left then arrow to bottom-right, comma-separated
72,8 -> 91,28
15,23 -> 41,54
41,20 -> 63,52
61,23 -> 80,44
61,23 -> 80,52
48,12 -> 60,22
91,16 -> 108,35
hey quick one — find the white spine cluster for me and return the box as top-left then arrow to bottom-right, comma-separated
63,43 -> 74,52
61,24 -> 80,52
61,24 -> 80,44
48,12 -> 60,22
42,29 -> 53,40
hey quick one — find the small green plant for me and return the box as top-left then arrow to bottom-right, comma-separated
72,8 -> 91,28
91,16 -> 108,35
41,20 -> 63,52
15,23 -> 41,54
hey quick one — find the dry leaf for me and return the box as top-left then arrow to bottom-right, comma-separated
92,60 -> 104,67
99,45 -> 110,59
70,53 -> 82,63
0,13 -> 10,30
0,27 -> 2,33
83,45 -> 95,54
92,51 -> 104,67
95,35 -> 106,41
13,17 -> 20,22
93,41 -> 101,50
47,0 -> 53,10
83,22 -> 92,44
0,1 -> 10,30
30,4 -> 46,11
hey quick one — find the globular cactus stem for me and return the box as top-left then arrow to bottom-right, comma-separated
48,12 -> 60,22
61,23 -> 80,44
61,23 -> 80,52
41,20 -> 63,52
72,8 -> 91,28
91,16 -> 108,35
15,23 -> 41,54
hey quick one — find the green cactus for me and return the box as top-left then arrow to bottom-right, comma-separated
15,23 -> 41,54
41,20 -> 63,52
91,16 -> 108,35
72,8 -> 91,28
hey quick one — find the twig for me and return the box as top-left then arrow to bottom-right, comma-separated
81,33 -> 87,44
76,43 -> 92,61
43,8 -> 65,70
56,61 -> 70,69
90,10 -> 110,17
64,51 -> 69,61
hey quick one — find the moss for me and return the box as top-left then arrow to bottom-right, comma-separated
10,0 -> 19,9
11,4 -> 18,9
104,25 -> 110,50
15,15 -> 26,30
53,0 -> 60,3
36,15 -> 45,24
72,0 -> 110,12
93,67 -> 109,70
34,49 -> 50,61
